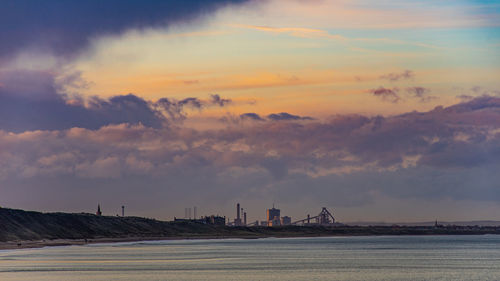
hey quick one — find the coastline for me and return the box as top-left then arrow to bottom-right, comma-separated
2,208 -> 499,251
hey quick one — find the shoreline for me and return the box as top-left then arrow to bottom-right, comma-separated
2,208 -> 499,251
2,232 -> 500,251
0,235 -> 270,251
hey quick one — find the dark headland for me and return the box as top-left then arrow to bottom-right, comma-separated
1,208 -> 499,250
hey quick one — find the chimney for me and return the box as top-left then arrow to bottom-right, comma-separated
237,203 -> 240,220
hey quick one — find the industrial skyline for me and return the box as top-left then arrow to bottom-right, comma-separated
1,1 -> 500,222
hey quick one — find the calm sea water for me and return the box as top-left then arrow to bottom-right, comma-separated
1,235 -> 499,281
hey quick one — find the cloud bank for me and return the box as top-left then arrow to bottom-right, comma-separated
1,96 -> 499,218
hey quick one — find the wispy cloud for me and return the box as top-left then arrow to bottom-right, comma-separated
370,87 -> 401,103
406,86 -> 437,103
232,24 -> 444,50
233,24 -> 347,40
380,70 -> 414,82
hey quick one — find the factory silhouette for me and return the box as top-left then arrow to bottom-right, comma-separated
96,203 -> 337,227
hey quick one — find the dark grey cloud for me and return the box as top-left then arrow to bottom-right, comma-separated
455,86 -> 500,101
0,69 -> 234,132
406,86 -> 436,102
370,87 -> 400,103
178,97 -> 203,109
442,95 -> 500,114
210,94 -> 232,107
457,94 -> 475,101
0,0 -> 250,58
240,113 -> 265,121
379,70 -> 414,82
0,70 -> 163,132
267,112 -> 313,121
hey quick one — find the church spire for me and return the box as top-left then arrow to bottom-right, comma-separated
96,204 -> 102,216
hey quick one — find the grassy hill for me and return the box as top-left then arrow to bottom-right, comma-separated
0,208 -> 237,242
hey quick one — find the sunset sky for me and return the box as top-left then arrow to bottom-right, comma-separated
1,0 -> 500,222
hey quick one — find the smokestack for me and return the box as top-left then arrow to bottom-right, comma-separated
244,212 -> 247,226
237,203 -> 240,220
194,206 -> 197,220
121,205 -> 124,217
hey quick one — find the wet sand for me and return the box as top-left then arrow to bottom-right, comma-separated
0,235 -> 264,250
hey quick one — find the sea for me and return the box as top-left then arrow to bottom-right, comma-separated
1,235 -> 499,281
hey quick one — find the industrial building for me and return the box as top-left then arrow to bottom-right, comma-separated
174,203 -> 337,228
234,203 -> 243,226
204,215 -> 226,226
266,206 -> 281,226
281,216 -> 292,225
291,207 -> 336,226
174,215 -> 226,226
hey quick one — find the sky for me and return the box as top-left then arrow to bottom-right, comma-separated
1,0 -> 500,223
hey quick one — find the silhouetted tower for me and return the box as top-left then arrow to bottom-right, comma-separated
121,205 -> 124,217
96,204 -> 102,216
194,206 -> 197,220
244,212 -> 247,226
234,203 -> 242,226
237,203 -> 240,220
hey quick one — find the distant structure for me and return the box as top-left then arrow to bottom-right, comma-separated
281,216 -> 292,226
434,219 -> 443,228
292,207 -> 336,226
121,205 -> 124,217
194,206 -> 197,220
204,215 -> 226,226
266,206 -> 281,226
184,207 -> 193,219
174,215 -> 226,226
234,203 -> 243,226
96,204 -> 102,216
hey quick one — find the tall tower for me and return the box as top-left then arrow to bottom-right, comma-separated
121,205 -> 124,217
234,203 -> 242,226
237,203 -> 240,220
96,204 -> 102,216
266,206 -> 280,226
